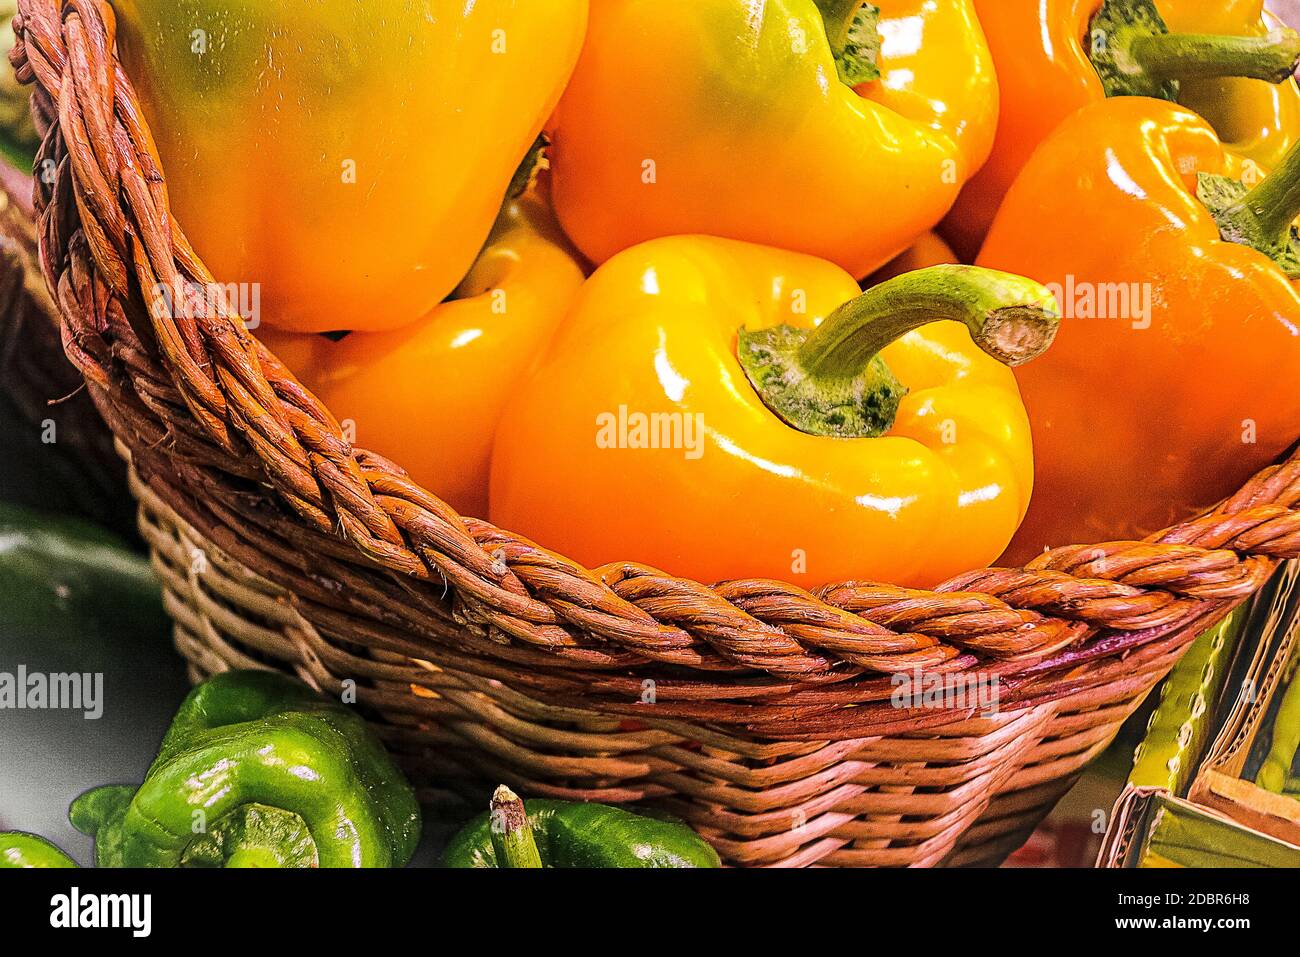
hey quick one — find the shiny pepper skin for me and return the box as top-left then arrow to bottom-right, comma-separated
442,795 -> 721,868
979,98 -> 1300,562
547,0 -> 998,280
0,833 -> 77,868
113,0 -> 588,332
71,671 -> 421,868
1162,0 -> 1300,172
490,237 -> 1044,588
942,0 -> 1300,261
257,188 -> 587,518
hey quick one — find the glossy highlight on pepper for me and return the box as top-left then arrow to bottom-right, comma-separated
490,237 -> 1057,588
0,832 -> 77,868
256,188 -> 587,517
979,97 -> 1300,561
547,0 -> 998,279
113,0 -> 589,333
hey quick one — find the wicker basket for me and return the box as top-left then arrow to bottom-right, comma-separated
0,158 -> 130,531
12,0 -> 1300,867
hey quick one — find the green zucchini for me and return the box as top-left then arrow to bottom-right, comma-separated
1129,610 -> 1245,793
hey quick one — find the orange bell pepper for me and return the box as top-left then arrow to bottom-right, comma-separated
490,239 -> 1060,588
942,0 -> 1300,261
978,97 -> 1300,563
867,232 -> 960,286
114,0 -> 588,333
257,189 -> 586,517
546,0 -> 998,280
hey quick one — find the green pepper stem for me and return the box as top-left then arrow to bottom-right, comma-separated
1232,135 -> 1300,245
1090,0 -> 1300,100
737,266 -> 1060,439
1128,29 -> 1300,83
813,0 -> 881,87
817,0 -> 863,52
489,786 -> 542,869
800,266 -> 1060,377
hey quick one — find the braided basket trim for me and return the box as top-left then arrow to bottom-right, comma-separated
136,459 -> 1176,866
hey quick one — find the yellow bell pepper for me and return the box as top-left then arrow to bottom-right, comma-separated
546,0 -> 998,280
258,188 -> 586,517
1162,0 -> 1300,172
114,0 -> 588,333
490,238 -> 1060,588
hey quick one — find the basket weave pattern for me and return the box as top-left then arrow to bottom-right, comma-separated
12,0 -> 1300,865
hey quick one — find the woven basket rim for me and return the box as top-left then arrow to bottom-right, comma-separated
129,446 -> 1187,867
11,0 -> 1300,738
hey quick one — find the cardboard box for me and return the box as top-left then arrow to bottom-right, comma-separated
1100,789 -> 1300,868
1189,566 -> 1300,844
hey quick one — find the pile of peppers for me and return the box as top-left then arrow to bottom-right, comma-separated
7,0 -> 1300,872
1,672 -> 724,868
70,670 -> 423,868
102,0 -> 1300,587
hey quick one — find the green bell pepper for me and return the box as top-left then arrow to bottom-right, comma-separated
0,502 -> 166,640
0,832 -> 78,868
443,786 -> 721,869
71,670 -> 420,868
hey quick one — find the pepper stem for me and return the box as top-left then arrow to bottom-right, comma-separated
1129,30 -> 1300,83
1236,136 -> 1300,243
738,266 -> 1060,439
489,786 -> 542,869
802,267 -> 1060,375
1089,0 -> 1300,100
1197,134 -> 1300,277
817,0 -> 863,46
814,0 -> 882,86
